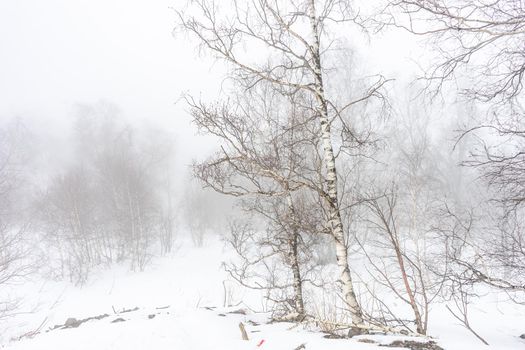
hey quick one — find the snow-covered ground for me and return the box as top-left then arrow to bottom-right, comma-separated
1,237 -> 524,350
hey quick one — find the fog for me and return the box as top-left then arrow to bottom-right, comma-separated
1,1 -> 524,348
0,0 -> 236,283
0,0 -> 422,165
0,0 -> 225,166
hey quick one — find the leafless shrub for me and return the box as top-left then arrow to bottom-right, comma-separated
360,188 -> 435,335
445,277 -> 489,346
437,204 -> 525,303
0,121 -> 34,320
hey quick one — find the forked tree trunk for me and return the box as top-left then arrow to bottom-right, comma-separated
308,0 -> 364,330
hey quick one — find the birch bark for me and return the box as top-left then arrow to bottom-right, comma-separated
308,0 -> 364,329
286,192 -> 305,317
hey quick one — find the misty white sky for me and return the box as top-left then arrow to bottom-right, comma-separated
0,0 -> 228,164
0,0 -> 424,166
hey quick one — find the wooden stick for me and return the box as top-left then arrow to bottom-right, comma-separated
239,322 -> 249,340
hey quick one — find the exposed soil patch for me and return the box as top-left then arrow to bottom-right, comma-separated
380,340 -> 444,350
322,333 -> 345,339
53,313 -> 110,330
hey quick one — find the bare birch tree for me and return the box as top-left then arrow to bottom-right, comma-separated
188,85 -> 321,319
178,0 -> 389,330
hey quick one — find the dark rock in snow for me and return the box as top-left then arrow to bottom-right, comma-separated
148,314 -> 155,319
111,318 -> 126,323
53,314 -> 109,332
347,327 -> 362,338
322,333 -> 345,339
64,318 -> 80,328
357,338 -> 377,344
520,334 -> 525,339
380,340 -> 444,350
228,308 -> 247,315
91,313 -> 109,321
120,307 -> 139,314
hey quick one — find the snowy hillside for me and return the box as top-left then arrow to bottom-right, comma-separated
2,237 -> 524,350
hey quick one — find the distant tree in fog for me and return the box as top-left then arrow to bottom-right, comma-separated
39,166 -> 100,283
181,178 -> 230,247
0,121 -> 33,319
37,103 -> 178,284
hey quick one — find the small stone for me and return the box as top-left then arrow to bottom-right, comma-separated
520,334 -> 525,339
347,327 -> 362,338
323,333 -> 344,339
228,308 -> 247,315
111,318 -> 126,323
148,314 -> 155,319
64,318 -> 80,328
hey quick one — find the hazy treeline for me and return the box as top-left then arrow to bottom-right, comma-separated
1,103 -> 188,287
0,104 -> 235,295
36,104 -> 180,283
0,120 -> 33,320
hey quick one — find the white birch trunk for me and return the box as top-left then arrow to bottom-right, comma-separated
308,0 -> 364,329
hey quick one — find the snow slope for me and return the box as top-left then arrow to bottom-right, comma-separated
1,237 -> 524,350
